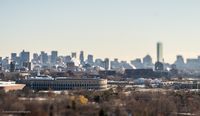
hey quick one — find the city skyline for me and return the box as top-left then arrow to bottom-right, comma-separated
1,47 -> 200,64
1,43 -> 200,64
1,0 -> 200,63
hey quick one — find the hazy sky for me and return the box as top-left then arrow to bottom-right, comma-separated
1,0 -> 200,63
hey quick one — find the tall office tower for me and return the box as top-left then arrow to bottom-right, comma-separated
114,58 -> 118,62
65,55 -> 71,63
2,57 -> 9,70
0,57 -> 2,71
20,50 -> 30,62
20,50 -> 30,66
111,58 -> 120,69
51,51 -> 58,64
95,59 -> 103,67
131,58 -> 143,69
10,61 -> 16,72
104,58 -> 110,70
79,51 -> 84,65
87,54 -> 94,65
40,51 -> 48,64
33,53 -> 39,61
157,42 -> 163,63
155,42 -> 164,71
71,52 -> 77,58
143,55 -> 153,68
174,55 -> 185,69
11,53 -> 17,62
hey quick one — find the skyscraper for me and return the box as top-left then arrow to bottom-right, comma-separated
111,58 -> 120,70
157,42 -> 163,63
51,51 -> 58,64
174,55 -> 185,69
104,58 -> 110,70
71,52 -> 77,58
79,51 -> 84,65
87,54 -> 93,65
143,55 -> 153,69
33,53 -> 39,62
40,51 -> 48,64
155,42 -> 164,71
20,50 -> 30,66
10,61 -> 15,72
131,58 -> 143,69
65,56 -> 71,63
11,53 -> 17,62
0,57 -> 2,70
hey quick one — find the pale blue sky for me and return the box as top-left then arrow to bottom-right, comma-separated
1,0 -> 200,63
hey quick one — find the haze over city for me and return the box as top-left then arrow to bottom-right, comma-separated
2,1 -> 200,116
1,0 -> 200,63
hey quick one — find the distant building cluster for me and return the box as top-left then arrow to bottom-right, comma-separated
0,50 -> 31,72
0,50 -> 141,73
0,42 -> 200,77
174,55 -> 200,71
1,42 -> 200,92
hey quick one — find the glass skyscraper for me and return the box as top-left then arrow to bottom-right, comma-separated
157,42 -> 163,63
51,51 -> 58,64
